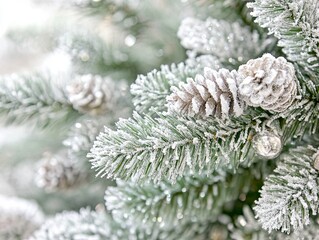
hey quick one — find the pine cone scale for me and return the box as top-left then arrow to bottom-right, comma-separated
168,67 -> 245,118
67,74 -> 116,115
238,53 -> 297,112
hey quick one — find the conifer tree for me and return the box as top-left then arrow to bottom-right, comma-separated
1,0 -> 319,239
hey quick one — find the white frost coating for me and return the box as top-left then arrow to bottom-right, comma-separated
167,67 -> 245,119
35,151 -> 85,191
238,53 -> 297,112
0,195 -> 44,240
88,111 -> 257,184
130,63 -> 199,114
254,146 -> 319,233
67,74 -> 123,115
248,0 -> 319,73
30,208 -> 110,240
178,17 -> 270,64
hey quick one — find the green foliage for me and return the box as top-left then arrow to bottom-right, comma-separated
130,63 -> 201,114
248,0 -> 319,81
88,109 -> 270,183
0,73 -> 80,128
30,206 -> 218,240
254,146 -> 319,233
187,0 -> 253,26
89,89 -> 319,185
30,208 -> 111,240
177,17 -> 274,68
63,118 -> 105,159
65,0 -> 144,35
105,169 -> 252,230
58,31 -> 139,79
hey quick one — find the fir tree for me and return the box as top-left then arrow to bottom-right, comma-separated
1,0 -> 319,239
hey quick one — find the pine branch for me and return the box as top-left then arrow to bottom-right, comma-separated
248,0 -> 319,80
89,89 -> 319,184
230,206 -> 272,240
30,208 -> 111,240
230,205 -> 319,239
61,0 -> 144,35
0,73 -> 80,128
105,169 -> 251,230
274,100 -> 319,142
186,0 -> 255,28
30,206 -> 218,240
130,63 -> 202,114
129,220 -> 215,240
88,110 -> 269,183
0,195 -> 44,240
63,0 -> 139,16
58,31 -> 139,79
254,146 -> 319,233
278,221 -> 319,240
177,17 -> 273,68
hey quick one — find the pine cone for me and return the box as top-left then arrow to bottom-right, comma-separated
238,54 -> 297,112
35,153 -> 84,191
0,195 -> 44,239
66,74 -> 114,115
167,67 -> 245,118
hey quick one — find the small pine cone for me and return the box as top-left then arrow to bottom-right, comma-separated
63,120 -> 101,153
66,74 -> 114,115
167,67 -> 245,118
0,195 -> 44,240
35,152 -> 84,191
238,53 -> 297,112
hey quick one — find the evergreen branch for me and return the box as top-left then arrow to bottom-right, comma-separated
130,63 -> 202,114
88,110 -> 267,183
61,0 -> 144,35
89,93 -> 319,184
272,100 -> 319,142
230,206 -> 272,240
58,31 -> 139,79
230,205 -> 319,239
278,221 -> 319,240
105,169 -> 251,229
254,146 -> 319,233
30,208 -> 112,240
30,207 -> 217,240
64,0 -> 139,17
129,220 -> 215,240
177,17 -> 273,68
0,73 -> 80,128
248,0 -> 319,79
187,0 -> 255,28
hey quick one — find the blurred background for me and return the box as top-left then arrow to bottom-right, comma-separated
0,0 -> 202,214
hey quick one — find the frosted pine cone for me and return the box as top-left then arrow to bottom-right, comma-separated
0,195 -> 44,240
238,54 -> 297,112
35,152 -> 85,191
67,74 -> 114,115
63,120 -> 101,153
167,67 -> 245,118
